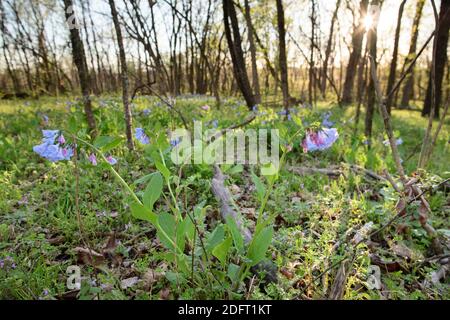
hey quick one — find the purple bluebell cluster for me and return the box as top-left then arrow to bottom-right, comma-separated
135,128 -> 150,145
142,109 -> 151,116
302,128 -> 339,153
33,130 -> 74,162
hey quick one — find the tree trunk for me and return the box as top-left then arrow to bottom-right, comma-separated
276,0 -> 289,115
109,0 -> 134,151
422,0 -> 450,118
365,0 -> 381,142
244,0 -> 261,104
385,0 -> 407,113
222,0 -> 256,111
342,0 -> 369,104
400,0 -> 426,108
63,0 -> 97,136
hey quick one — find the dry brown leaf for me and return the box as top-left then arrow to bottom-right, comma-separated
73,247 -> 105,266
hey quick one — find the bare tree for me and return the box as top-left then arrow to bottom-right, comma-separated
399,0 -> 426,108
223,0 -> 256,110
244,0 -> 261,104
365,0 -> 381,142
63,0 -> 97,135
109,0 -> 134,151
385,0 -> 407,113
422,0 -> 450,118
342,0 -> 369,104
321,0 -> 341,96
276,0 -> 289,115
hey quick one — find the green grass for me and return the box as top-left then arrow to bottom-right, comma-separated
0,95 -> 448,300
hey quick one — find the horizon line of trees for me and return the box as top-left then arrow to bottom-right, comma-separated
0,0 -> 448,125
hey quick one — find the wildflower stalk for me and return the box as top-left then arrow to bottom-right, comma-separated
70,134 -> 141,205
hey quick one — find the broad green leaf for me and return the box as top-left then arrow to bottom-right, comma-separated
157,212 -> 176,250
206,225 -> 225,252
155,160 -> 171,181
251,171 -> 266,202
130,202 -> 157,225
247,226 -> 273,266
227,263 -> 240,283
212,236 -> 232,265
133,173 -> 154,185
227,164 -> 244,175
225,216 -> 244,254
143,172 -> 163,210
94,136 -> 123,152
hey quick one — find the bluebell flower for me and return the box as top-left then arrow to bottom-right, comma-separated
142,109 -> 151,116
211,120 -> 219,128
252,105 -> 258,112
135,128 -> 150,145
302,128 -> 339,153
58,134 -> 66,145
89,154 -> 97,166
33,130 -> 74,162
42,130 -> 59,144
106,156 -> 117,165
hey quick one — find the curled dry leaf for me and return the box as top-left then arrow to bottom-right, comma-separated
73,247 -> 105,266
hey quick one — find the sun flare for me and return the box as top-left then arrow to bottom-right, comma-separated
364,14 -> 374,31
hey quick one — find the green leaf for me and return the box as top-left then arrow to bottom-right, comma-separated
225,216 -> 244,254
130,202 -> 157,225
94,136 -> 123,152
155,160 -> 171,181
157,213 -> 185,253
212,236 -> 232,265
247,226 -> 273,266
227,263 -> 240,283
143,172 -> 163,210
251,171 -> 266,202
133,173 -> 154,185
206,225 -> 225,252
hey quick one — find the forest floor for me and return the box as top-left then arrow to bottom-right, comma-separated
0,95 -> 449,300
